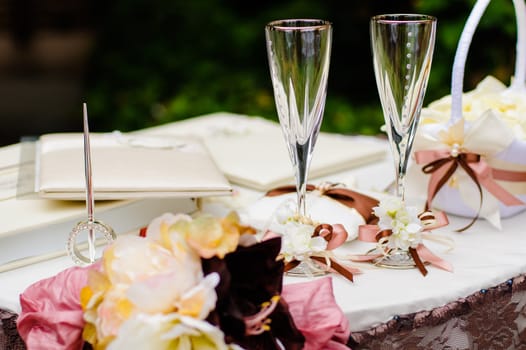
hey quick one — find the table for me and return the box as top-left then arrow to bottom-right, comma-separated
3,137 -> 526,349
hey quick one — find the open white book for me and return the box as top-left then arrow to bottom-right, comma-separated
139,112 -> 387,191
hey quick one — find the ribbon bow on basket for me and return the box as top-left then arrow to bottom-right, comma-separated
413,116 -> 526,231
261,183 -> 381,282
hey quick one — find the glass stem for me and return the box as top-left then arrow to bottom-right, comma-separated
395,136 -> 411,202
294,142 -> 309,219
396,171 -> 406,202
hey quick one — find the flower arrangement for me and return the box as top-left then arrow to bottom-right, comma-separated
264,193 -> 360,281
257,183 -> 381,280
373,197 -> 423,251
420,76 -> 526,139
79,211 -> 304,350
17,211 -> 352,350
355,197 -> 453,276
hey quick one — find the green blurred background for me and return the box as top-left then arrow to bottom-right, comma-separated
0,0 -> 519,146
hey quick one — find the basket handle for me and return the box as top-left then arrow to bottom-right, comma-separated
450,0 -> 526,124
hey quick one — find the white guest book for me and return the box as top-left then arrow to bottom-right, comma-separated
139,112 -> 388,191
36,134 -> 232,200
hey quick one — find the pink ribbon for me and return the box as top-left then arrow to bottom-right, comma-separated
414,149 -> 526,231
415,149 -> 525,209
355,211 -> 452,276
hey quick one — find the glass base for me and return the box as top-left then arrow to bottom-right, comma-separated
373,249 -> 417,269
285,259 -> 329,277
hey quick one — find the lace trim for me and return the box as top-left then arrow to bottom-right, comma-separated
349,274 -> 526,349
0,309 -> 26,350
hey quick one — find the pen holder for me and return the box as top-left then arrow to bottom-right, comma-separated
407,0 -> 526,230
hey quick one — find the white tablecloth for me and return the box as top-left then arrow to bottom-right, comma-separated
2,140 -> 526,334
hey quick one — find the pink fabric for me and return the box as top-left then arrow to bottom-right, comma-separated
282,277 -> 351,350
17,264 -> 98,350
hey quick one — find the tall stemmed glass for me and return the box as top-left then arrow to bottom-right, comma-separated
265,19 -> 332,276
265,19 -> 332,219
371,14 -> 436,201
370,14 -> 436,267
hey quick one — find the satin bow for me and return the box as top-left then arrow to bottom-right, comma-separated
265,183 -> 379,282
413,112 -> 526,229
355,211 -> 453,276
264,222 -> 358,282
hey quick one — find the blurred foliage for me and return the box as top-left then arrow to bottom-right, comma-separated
84,0 -> 518,136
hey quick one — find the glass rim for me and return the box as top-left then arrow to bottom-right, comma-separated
371,14 -> 436,24
266,19 -> 332,31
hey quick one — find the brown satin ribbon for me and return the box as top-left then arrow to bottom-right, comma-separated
408,247 -> 427,277
282,222 -> 354,282
265,184 -> 379,224
358,210 -> 450,276
421,153 -> 482,232
418,150 -> 526,232
370,229 -> 429,276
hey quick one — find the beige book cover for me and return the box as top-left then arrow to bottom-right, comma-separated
36,133 -> 233,200
140,112 -> 388,191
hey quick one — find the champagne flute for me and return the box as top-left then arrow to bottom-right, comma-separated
265,19 -> 332,220
371,14 -> 436,201
265,19 -> 332,276
370,14 -> 436,267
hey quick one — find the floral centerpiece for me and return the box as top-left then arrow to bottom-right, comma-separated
407,0 -> 526,230
17,211 -> 351,350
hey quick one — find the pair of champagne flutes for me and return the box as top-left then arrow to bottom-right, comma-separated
265,15 -> 437,274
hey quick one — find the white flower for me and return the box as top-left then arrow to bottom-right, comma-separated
373,198 -> 423,250
274,199 -> 298,224
108,313 -> 236,350
280,222 -> 327,262
421,75 -> 526,139
268,199 -> 328,261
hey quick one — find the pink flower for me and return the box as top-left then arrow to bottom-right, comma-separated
17,264 -> 99,350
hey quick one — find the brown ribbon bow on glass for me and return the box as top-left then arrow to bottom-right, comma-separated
357,211 -> 452,276
265,183 -> 381,282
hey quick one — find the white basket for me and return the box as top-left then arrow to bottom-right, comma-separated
408,0 -> 526,229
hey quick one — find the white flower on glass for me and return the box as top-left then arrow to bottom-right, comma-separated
274,199 -> 298,224
373,197 -> 423,250
280,222 -> 327,262
270,199 -> 328,261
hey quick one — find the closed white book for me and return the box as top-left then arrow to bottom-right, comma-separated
36,133 -> 233,200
